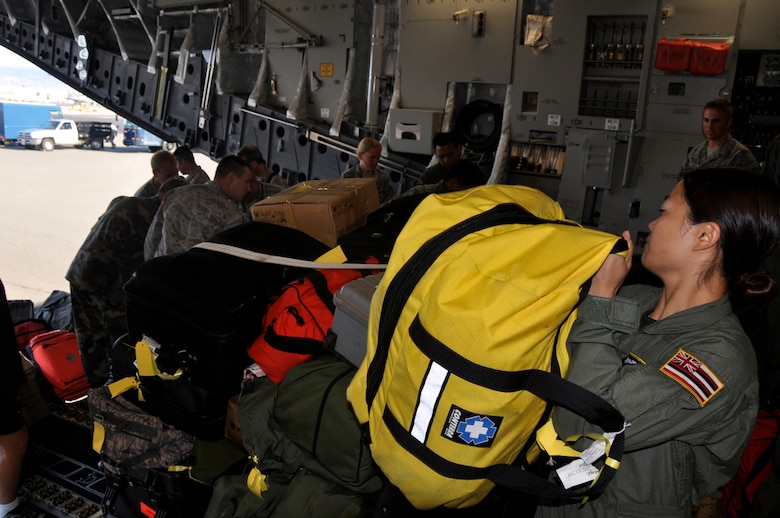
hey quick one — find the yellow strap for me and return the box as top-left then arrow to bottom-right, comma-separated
107,375 -> 146,402
316,246 -> 348,264
247,467 -> 269,498
167,465 -> 191,473
135,340 -> 183,380
535,420 -> 582,458
107,376 -> 140,398
92,421 -> 105,454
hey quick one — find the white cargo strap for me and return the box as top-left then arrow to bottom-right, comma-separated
192,242 -> 388,270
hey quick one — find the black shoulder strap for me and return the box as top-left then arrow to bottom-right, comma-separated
307,270 -> 336,314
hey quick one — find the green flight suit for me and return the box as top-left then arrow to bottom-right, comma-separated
536,285 -> 758,518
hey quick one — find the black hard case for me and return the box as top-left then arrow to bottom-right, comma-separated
336,193 -> 427,263
122,222 -> 329,437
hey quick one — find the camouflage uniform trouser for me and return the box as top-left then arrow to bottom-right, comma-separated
69,284 -> 128,387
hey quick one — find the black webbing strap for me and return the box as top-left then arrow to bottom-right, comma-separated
398,315 -> 625,499
263,270 -> 335,354
383,407 -> 622,500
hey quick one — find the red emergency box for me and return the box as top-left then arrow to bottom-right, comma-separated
654,38 -> 694,72
689,42 -> 730,75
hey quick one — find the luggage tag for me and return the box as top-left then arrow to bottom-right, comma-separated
556,430 -> 622,489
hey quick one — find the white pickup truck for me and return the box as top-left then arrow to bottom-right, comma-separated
18,119 -> 113,151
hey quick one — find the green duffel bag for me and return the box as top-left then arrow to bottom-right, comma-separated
273,469 -> 376,518
205,468 -> 376,518
239,353 -> 382,494
204,471 -> 291,518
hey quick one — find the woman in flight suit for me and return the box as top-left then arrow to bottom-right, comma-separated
537,167 -> 780,517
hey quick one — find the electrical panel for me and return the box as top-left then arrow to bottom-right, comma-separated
579,15 -> 647,121
731,51 -> 780,163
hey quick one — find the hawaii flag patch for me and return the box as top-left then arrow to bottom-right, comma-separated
660,349 -> 724,406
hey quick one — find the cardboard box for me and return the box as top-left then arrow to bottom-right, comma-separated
224,394 -> 242,447
18,353 -> 50,426
251,179 -> 380,247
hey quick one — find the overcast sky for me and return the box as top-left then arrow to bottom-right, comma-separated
0,45 -> 77,101
1,45 -> 40,69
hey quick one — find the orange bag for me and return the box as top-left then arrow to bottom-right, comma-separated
249,268 -> 364,383
654,37 -> 694,72
689,42 -> 729,75
28,330 -> 90,402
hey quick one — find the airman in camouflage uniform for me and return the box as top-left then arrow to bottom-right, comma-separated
343,137 -> 396,204
134,150 -> 182,197
67,177 -> 186,387
144,155 -> 254,259
679,98 -> 759,176
174,146 -> 211,185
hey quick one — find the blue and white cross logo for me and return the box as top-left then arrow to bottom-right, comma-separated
456,416 -> 497,445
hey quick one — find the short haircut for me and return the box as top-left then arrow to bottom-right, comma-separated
357,137 -> 381,155
237,144 -> 264,164
445,160 -> 486,188
150,150 -> 175,171
173,146 -> 195,162
215,155 -> 249,179
704,98 -> 733,119
432,132 -> 460,149
157,176 -> 187,195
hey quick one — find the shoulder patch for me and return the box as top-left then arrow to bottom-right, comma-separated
660,349 -> 724,406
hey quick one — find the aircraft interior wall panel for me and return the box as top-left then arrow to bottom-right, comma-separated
264,51 -> 307,114
644,80 -> 731,135
740,0 -> 780,50
655,0 -> 744,41
203,94 -> 232,158
0,15 -> 9,42
164,60 -> 205,145
51,34 -> 78,82
240,111 -> 273,162
628,133 -> 701,245
309,140 -> 351,182
225,96 -> 248,157
263,121 -> 313,182
307,46 -> 351,124
510,13 -> 584,145
127,66 -> 155,121
261,0 -> 355,121
15,20 -> 35,55
216,50 -> 262,97
107,58 -> 133,112
38,31 -> 57,69
397,1 -> 517,110
88,49 -> 115,98
510,0 -> 660,144
555,129 -> 591,223
108,56 -> 131,109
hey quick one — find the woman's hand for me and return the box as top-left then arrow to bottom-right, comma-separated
588,230 -> 634,298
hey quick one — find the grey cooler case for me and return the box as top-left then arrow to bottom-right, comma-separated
328,273 -> 384,367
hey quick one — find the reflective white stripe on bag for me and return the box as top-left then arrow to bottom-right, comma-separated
412,362 -> 448,442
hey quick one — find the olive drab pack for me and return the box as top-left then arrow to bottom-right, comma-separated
346,184 -> 628,510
